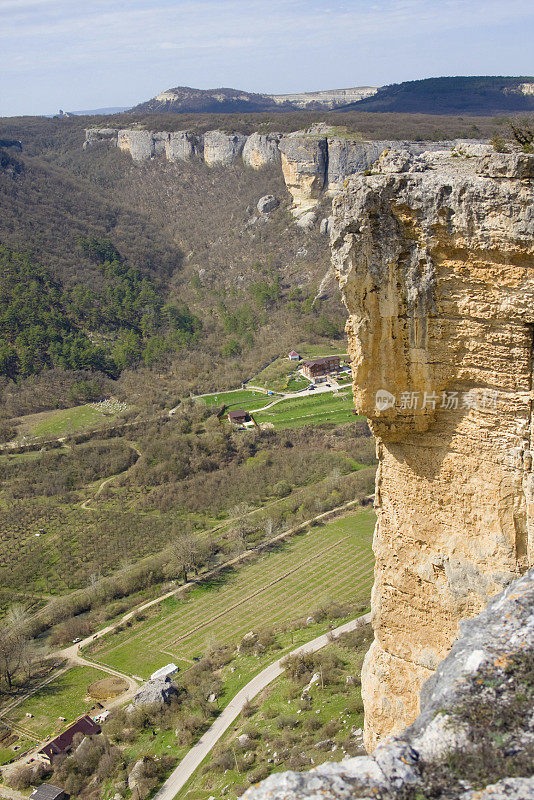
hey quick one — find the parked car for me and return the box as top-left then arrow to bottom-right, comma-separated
72,637 -> 81,644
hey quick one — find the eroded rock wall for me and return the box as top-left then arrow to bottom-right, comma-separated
331,150 -> 534,749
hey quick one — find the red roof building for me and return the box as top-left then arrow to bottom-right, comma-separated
288,350 -> 300,361
302,356 -> 341,380
39,716 -> 101,762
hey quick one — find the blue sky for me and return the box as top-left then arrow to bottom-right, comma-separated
1,0 -> 533,116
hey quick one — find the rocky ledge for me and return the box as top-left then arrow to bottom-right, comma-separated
242,568 -> 534,800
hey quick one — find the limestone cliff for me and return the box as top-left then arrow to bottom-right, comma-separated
331,149 -> 534,749
83,128 -> 493,226
243,568 -> 534,800
203,130 -> 247,166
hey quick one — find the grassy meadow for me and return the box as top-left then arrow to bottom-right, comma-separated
88,512 -> 375,679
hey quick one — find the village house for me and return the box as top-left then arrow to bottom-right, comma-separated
288,350 -> 300,361
301,355 -> 341,382
30,786 -> 68,800
39,715 -> 101,762
227,409 -> 251,425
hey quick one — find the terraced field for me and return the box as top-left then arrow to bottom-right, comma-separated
88,512 -> 375,679
254,391 -> 359,429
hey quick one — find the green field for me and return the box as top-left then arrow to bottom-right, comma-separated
88,512 -> 375,679
16,403 -> 122,439
198,389 -> 275,412
254,391 -> 359,429
5,665 -> 107,741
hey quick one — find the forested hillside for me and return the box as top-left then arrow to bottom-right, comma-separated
341,76 -> 534,115
0,107 -> 515,416
0,244 -> 201,380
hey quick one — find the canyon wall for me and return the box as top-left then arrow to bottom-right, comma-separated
331,149 -> 534,749
84,127 -> 489,221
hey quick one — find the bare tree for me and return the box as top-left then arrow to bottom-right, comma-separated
165,533 -> 213,583
0,605 -> 33,690
510,118 -> 534,151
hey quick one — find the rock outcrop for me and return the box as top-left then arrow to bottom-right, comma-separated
82,127 -> 495,221
243,133 -> 282,168
166,131 -> 202,161
278,134 -> 328,210
269,86 -> 378,109
117,129 -> 156,161
203,130 -> 247,166
129,676 -> 177,707
242,568 -> 534,800
330,149 -> 534,749
257,195 -> 280,214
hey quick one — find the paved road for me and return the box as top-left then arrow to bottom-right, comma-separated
1,498 -> 365,775
152,613 -> 371,800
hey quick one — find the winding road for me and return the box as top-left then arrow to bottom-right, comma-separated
152,613 -> 371,800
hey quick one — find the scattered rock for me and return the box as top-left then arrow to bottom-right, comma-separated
257,195 -> 280,213
129,676 -> 177,708
319,216 -> 333,235
295,211 -> 317,230
128,758 -> 147,791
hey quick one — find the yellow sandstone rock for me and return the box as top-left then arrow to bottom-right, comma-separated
331,150 -> 534,750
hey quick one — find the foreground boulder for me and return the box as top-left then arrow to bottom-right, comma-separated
242,569 -> 534,800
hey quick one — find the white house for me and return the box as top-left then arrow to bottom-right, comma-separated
288,350 -> 300,361
150,663 -> 179,681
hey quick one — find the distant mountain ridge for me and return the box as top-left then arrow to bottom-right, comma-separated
129,77 -> 534,116
131,85 -> 379,114
338,76 -> 534,115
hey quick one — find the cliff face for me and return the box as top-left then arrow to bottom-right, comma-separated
85,128 -> 490,223
243,567 -> 534,800
331,150 -> 534,749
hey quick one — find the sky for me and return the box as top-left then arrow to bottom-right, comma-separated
1,0 -> 533,117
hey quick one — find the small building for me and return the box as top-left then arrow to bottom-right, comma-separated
30,786 -> 68,800
288,350 -> 300,361
228,409 -> 251,425
39,716 -> 101,762
150,663 -> 179,681
301,356 -> 341,381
